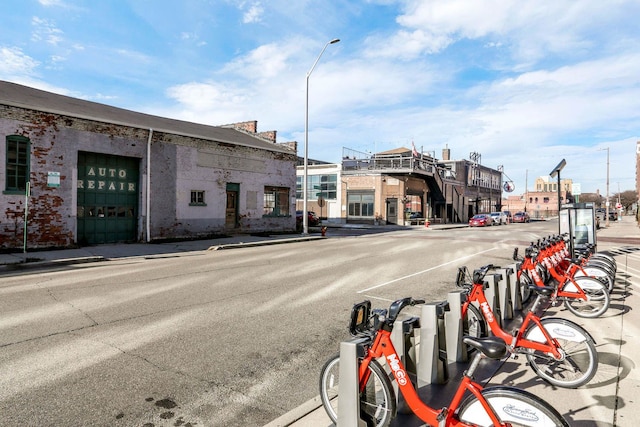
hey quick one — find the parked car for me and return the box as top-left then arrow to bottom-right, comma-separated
512,211 -> 530,223
489,211 -> 507,225
296,210 -> 320,230
596,208 -> 617,221
469,214 -> 492,227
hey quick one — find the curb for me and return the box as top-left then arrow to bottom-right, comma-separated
0,256 -> 105,271
263,396 -> 324,427
208,236 -> 326,250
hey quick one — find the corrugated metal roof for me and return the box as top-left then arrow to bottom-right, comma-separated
0,80 -> 293,154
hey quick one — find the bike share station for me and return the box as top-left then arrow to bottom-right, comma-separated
336,265 -> 525,426
559,202 -> 597,258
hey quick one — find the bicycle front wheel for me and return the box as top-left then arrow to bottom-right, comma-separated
458,386 -> 569,426
524,318 -> 598,388
319,354 -> 396,427
563,276 -> 610,318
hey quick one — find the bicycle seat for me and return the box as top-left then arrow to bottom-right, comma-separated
462,336 -> 507,359
528,284 -> 555,296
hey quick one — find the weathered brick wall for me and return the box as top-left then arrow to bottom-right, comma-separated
0,106 -> 149,249
1,105 -> 298,248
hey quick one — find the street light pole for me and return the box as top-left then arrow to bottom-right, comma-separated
599,147 -> 610,227
303,38 -> 340,235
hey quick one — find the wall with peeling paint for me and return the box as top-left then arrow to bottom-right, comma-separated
1,104 -> 297,250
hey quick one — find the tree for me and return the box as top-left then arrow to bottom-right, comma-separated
612,190 -> 638,212
579,192 -> 604,206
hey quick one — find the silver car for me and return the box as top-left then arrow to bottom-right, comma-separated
489,211 -> 507,225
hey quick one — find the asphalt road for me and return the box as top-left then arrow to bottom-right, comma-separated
0,220 -> 560,426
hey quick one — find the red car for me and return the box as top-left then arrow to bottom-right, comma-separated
512,211 -> 531,223
296,210 -> 320,230
468,214 -> 492,227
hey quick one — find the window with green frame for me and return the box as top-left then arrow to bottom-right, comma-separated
5,135 -> 30,193
296,174 -> 337,199
264,186 -> 289,216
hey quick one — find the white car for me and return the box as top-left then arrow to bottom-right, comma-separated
489,211 -> 507,225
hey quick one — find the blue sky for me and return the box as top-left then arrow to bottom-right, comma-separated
2,0 -> 639,197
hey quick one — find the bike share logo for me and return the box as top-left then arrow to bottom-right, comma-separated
551,326 -> 577,339
386,354 -> 408,386
502,405 -> 539,422
480,302 -> 494,323
529,267 -> 541,283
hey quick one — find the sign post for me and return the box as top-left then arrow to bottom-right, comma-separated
23,182 -> 30,253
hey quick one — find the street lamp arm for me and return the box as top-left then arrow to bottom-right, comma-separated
306,39 -> 340,78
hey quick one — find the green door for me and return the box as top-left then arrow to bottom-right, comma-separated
77,152 -> 139,244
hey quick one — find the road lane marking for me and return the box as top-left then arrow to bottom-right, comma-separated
358,247 -> 498,293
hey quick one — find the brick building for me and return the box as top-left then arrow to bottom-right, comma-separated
297,146 -> 503,225
1,81 -> 298,250
502,177 -> 574,219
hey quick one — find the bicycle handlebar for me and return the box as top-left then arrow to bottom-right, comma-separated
386,297 -> 425,325
472,264 -> 499,284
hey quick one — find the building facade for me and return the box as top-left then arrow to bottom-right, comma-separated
502,177 -> 574,218
1,81 -> 298,250
296,147 -> 503,225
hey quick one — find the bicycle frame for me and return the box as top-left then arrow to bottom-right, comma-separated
461,283 -> 563,359
359,329 -> 508,426
519,253 -> 589,302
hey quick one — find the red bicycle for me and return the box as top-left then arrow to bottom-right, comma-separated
319,297 -> 570,426
515,242 -> 610,318
458,264 -> 598,388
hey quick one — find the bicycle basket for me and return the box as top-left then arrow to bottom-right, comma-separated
349,300 -> 371,336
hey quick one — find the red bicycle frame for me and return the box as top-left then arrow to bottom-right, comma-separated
519,250 -> 589,303
461,282 -> 563,358
359,328 -> 508,426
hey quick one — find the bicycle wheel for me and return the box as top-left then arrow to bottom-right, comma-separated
576,265 -> 613,293
319,354 -> 396,427
563,276 -> 610,318
458,386 -> 569,426
463,303 -> 486,354
518,271 -> 532,304
524,318 -> 598,388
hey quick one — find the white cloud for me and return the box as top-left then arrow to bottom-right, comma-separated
31,16 -> 64,46
221,42 -> 293,81
0,47 -> 40,77
243,2 -> 264,24
38,0 -> 66,6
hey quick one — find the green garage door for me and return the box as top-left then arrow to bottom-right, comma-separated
77,152 -> 139,244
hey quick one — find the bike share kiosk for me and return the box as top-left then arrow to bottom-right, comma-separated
559,202 -> 597,258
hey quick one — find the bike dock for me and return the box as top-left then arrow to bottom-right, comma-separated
267,219 -> 640,426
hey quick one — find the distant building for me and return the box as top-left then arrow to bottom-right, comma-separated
502,177 -> 574,218
296,146 -> 503,225
1,81 -> 298,249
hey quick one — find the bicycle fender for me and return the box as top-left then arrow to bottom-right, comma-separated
527,317 -> 594,344
458,386 -> 570,427
562,276 -> 602,293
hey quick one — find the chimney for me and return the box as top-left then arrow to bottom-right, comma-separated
225,120 -> 258,133
442,144 -> 451,161
257,130 -> 277,143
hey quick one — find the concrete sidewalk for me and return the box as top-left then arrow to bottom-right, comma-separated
0,233 -> 324,271
266,217 -> 640,427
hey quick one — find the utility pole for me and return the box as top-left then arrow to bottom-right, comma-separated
599,148 -> 610,227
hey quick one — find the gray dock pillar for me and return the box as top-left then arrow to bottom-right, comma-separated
417,301 -> 449,386
494,271 -> 513,323
337,339 -> 368,427
485,274 -> 501,327
445,290 -> 468,362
